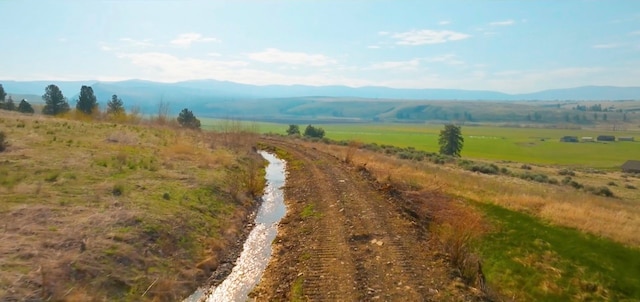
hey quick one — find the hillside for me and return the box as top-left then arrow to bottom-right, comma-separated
0,111 -> 263,300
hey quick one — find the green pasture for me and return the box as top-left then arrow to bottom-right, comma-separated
200,119 -> 640,168
476,202 -> 640,301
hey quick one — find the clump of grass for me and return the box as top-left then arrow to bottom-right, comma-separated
301,203 -> 319,219
45,171 -> 60,182
162,192 -> 171,200
625,184 -> 637,190
112,183 -> 125,196
558,169 -> 576,176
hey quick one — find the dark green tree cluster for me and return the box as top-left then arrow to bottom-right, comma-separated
42,84 -> 70,115
177,108 -> 201,129
17,99 -> 34,113
438,124 -> 464,157
0,83 -> 34,114
286,124 -> 300,135
76,85 -> 98,114
304,124 -> 325,138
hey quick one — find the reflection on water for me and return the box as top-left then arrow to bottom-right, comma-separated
186,151 -> 286,302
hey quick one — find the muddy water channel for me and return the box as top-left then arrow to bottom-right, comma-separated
186,151 -> 286,302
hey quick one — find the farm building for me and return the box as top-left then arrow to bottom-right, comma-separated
619,137 -> 635,142
597,135 -> 616,142
622,160 -> 640,173
560,136 -> 579,142
581,137 -> 594,142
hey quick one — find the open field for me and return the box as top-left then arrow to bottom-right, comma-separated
0,111 -> 263,301
201,118 -> 640,168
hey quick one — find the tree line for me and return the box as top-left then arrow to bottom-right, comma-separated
0,83 -> 200,129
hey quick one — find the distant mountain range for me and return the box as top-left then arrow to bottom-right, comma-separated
3,79 -> 639,124
3,79 -> 640,104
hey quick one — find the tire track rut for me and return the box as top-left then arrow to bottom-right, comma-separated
252,139 -> 468,301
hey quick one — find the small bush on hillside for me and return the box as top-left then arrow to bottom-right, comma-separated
561,176 -> 584,187
586,186 -> 614,197
521,164 -> 532,170
459,161 -> 500,175
558,169 -> 576,176
607,181 -> 617,186
625,184 -> 637,190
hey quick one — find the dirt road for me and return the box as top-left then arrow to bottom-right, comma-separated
252,139 -> 479,301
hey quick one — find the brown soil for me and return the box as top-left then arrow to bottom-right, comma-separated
252,138 -> 484,301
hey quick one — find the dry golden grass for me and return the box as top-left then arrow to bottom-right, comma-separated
317,142 -> 640,248
0,110 -> 263,301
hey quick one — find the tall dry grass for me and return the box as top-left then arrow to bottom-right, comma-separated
320,143 -> 640,248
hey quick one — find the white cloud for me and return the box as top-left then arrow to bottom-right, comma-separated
490,20 -> 515,26
438,21 -> 451,25
367,45 -> 381,49
115,52 -> 368,86
367,54 -> 464,71
378,31 -> 390,36
629,30 -> 640,36
57,37 -> 68,43
424,54 -> 464,65
592,43 -> 620,49
120,38 -> 154,47
207,52 -> 222,57
247,48 -> 337,66
388,29 -> 470,45
368,59 -> 422,71
170,33 -> 219,47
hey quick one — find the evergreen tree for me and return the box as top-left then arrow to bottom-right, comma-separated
76,85 -> 98,114
438,124 -> 464,157
17,99 -> 35,114
304,125 -> 325,138
4,96 -> 16,111
0,84 -> 6,109
42,84 -> 70,115
177,108 -> 201,129
286,124 -> 300,135
106,94 -> 125,115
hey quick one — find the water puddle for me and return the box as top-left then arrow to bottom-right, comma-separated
185,151 -> 286,302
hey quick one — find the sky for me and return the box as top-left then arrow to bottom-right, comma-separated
1,0 -> 640,93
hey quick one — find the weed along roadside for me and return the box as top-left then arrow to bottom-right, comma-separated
186,151 -> 287,301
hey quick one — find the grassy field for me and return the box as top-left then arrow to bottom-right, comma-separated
201,119 -> 640,169
477,202 -> 640,301
312,140 -> 640,301
0,112 -> 263,301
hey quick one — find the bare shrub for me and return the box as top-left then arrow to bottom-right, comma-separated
429,200 -> 488,284
344,140 -> 362,164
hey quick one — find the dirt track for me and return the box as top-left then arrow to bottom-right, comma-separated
252,139 -> 479,301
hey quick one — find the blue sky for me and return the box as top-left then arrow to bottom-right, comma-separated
1,0 -> 639,93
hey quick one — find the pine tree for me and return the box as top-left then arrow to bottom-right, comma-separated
76,85 -> 98,114
106,94 -> 125,115
0,84 -> 6,110
177,108 -> 201,129
438,124 -> 464,157
18,99 -> 35,114
4,96 -> 16,111
42,84 -> 70,115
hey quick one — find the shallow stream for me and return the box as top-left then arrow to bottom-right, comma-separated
185,151 -> 286,301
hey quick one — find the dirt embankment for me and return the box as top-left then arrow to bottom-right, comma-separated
253,139 -> 484,301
